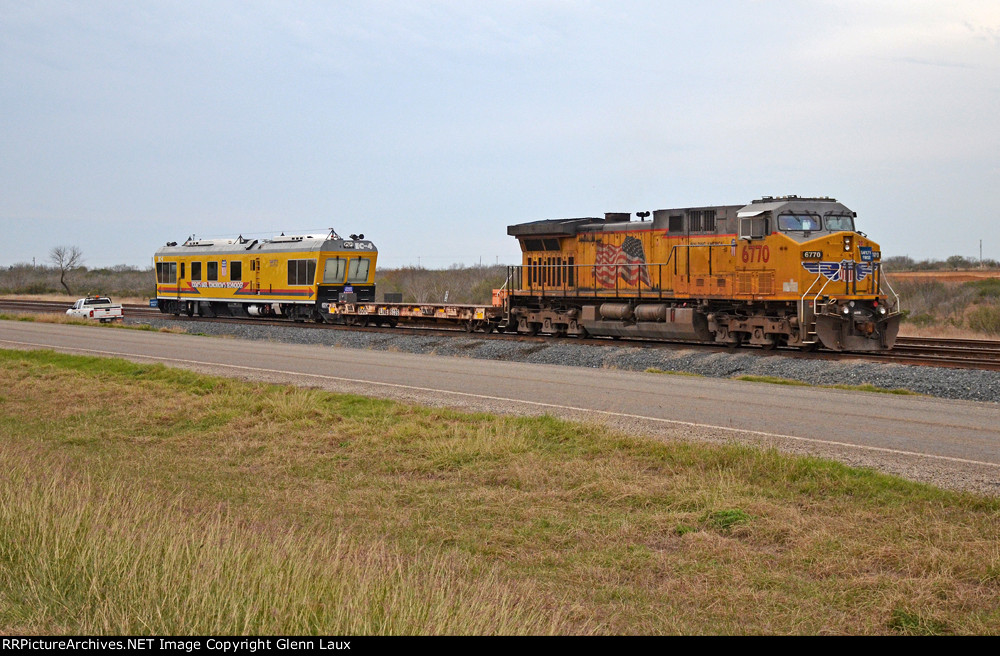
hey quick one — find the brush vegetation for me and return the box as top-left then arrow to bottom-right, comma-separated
893,278 -> 1000,336
1,349 -> 999,635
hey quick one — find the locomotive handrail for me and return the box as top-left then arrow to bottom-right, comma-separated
513,262 -> 675,300
810,277 -> 834,315
880,269 -> 902,314
799,274 -> 826,343
664,242 -> 732,279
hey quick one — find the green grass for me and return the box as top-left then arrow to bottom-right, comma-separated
1,348 -> 998,635
0,312 -> 186,333
645,368 -> 704,376
968,306 -> 1000,335
735,375 -> 920,395
702,508 -> 754,532
962,278 -> 1000,300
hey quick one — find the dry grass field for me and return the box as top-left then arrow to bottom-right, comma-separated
887,270 -> 1000,283
1,348 -> 998,635
887,271 -> 1000,337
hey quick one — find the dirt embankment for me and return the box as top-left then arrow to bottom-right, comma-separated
887,270 -> 1000,283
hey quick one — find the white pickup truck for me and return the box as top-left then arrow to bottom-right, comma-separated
66,296 -> 124,323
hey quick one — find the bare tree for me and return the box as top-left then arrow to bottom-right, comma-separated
49,245 -> 84,295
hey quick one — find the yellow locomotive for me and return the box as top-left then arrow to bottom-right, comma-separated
153,229 -> 377,321
504,196 -> 901,351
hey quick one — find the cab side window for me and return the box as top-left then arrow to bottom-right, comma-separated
347,258 -> 370,283
324,257 -> 346,284
288,259 -> 317,285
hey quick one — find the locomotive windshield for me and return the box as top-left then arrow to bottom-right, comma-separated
777,213 -> 821,232
824,214 -> 855,231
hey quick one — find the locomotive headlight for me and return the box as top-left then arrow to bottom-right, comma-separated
878,305 -> 887,315
842,305 -> 850,315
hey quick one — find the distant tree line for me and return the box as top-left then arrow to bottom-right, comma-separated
0,261 -> 155,298
882,255 -> 999,272
0,256 -> 508,305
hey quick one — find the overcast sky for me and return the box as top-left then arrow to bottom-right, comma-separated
2,1 -> 998,268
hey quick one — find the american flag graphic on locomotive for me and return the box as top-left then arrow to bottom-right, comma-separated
595,236 -> 651,288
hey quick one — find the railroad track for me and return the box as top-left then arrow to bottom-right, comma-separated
4,298 -> 1000,371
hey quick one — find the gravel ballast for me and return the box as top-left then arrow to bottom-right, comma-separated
130,318 -> 1000,404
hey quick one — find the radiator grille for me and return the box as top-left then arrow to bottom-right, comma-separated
738,273 -> 753,295
758,271 -> 774,295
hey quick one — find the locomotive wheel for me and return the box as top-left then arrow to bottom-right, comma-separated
527,322 -> 541,336
464,321 -> 476,333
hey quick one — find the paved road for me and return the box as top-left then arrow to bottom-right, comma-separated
2,322 -> 999,488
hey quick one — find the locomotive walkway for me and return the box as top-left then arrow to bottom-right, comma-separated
2,321 -> 998,494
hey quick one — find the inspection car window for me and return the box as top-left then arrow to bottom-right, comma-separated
191,262 -> 202,281
778,213 -> 821,232
156,262 -> 176,284
230,261 -> 242,281
323,257 -> 346,283
825,214 -> 855,231
288,259 -> 317,286
207,261 -> 218,281
347,258 -> 370,283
